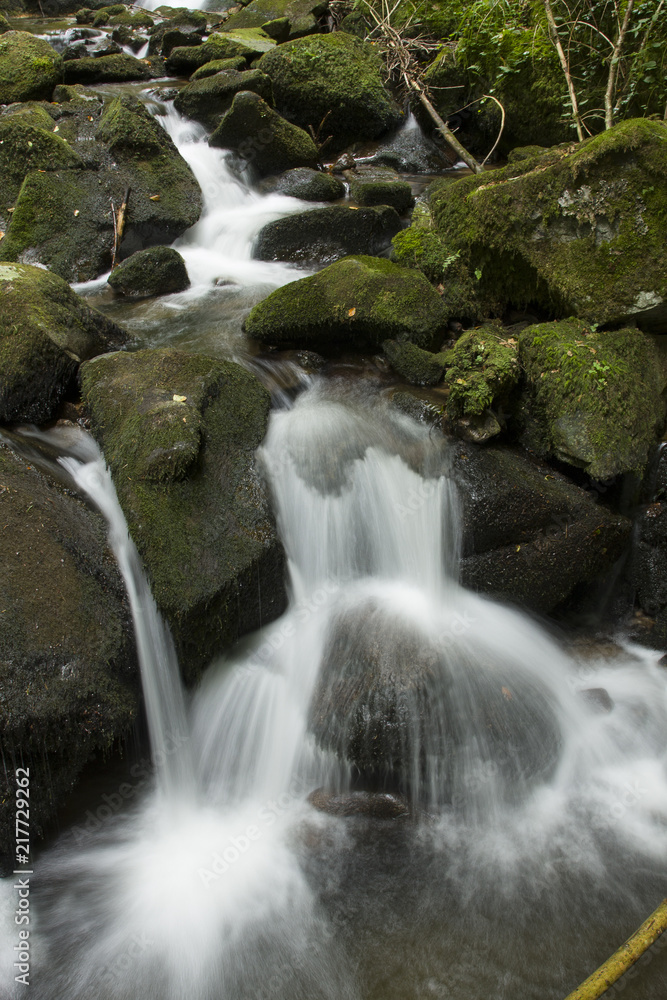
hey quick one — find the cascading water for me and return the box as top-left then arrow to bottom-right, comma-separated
3,383 -> 667,999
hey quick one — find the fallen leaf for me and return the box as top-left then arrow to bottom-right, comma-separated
149,194 -> 160,202
73,209 -> 80,217
348,307 -> 356,317
566,350 -> 573,356
173,394 -> 187,403
53,125 -> 59,132
501,686 -> 513,700
0,231 -> 4,242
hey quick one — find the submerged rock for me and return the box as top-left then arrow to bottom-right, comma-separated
258,33 -> 402,153
518,319 -> 666,479
429,119 -> 667,330
0,31 -> 63,104
244,255 -> 449,350
308,788 -> 410,819
0,262 -> 128,425
0,444 -> 138,866
173,68 -> 274,129
252,204 -> 401,265
208,91 -> 318,177
80,349 -> 288,680
107,246 -> 190,298
258,167 -> 344,201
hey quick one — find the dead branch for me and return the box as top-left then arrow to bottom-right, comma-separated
111,187 -> 130,270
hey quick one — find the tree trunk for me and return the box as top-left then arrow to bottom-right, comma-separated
542,0 -> 585,140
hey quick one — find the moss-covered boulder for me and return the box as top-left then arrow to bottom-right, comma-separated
429,119 -> 667,330
451,441 -> 632,613
252,204 -> 401,266
0,118 -> 83,228
518,319 -> 667,479
382,339 -> 448,386
173,68 -> 274,129
259,166 -> 344,201
80,349 -> 287,679
224,0 -> 327,40
209,91 -> 318,177
190,57 -> 247,80
63,52 -> 152,84
165,32 -> 264,75
0,13 -> 11,31
444,323 -> 521,441
347,166 -> 414,214
0,443 -> 138,867
107,245 -> 189,297
244,255 -> 448,350
0,31 -> 63,104
258,33 -> 402,154
0,262 -> 129,425
0,96 -> 203,281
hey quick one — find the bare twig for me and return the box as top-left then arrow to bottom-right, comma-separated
542,0 -> 585,140
480,94 -> 506,166
111,187 -> 130,269
605,0 -> 635,128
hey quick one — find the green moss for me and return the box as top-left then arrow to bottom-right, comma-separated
383,339 -> 448,385
96,94 -> 173,156
174,68 -> 274,129
63,53 -> 152,85
429,118 -> 667,327
107,245 -> 190,298
245,254 -> 448,349
0,118 -> 82,211
190,57 -> 247,80
349,176 -> 414,214
166,31 -> 263,74
519,319 -> 667,478
258,32 -> 402,153
445,323 -> 520,419
0,31 -> 63,105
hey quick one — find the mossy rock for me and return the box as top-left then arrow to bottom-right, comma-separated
1,101 -> 56,129
518,319 -> 667,479
189,56 -> 246,80
174,68 -> 274,129
259,166 -> 344,201
64,52 -> 152,84
0,31 -> 63,105
209,91 -> 318,178
347,167 -> 414,214
253,204 -> 401,266
0,118 -> 83,226
383,338 -> 448,386
0,444 -> 138,866
0,13 -> 11,31
0,97 -> 203,281
429,119 -> 667,330
258,33 -> 402,154
108,245 -> 189,298
165,32 -> 263,75
0,262 -> 129,424
445,323 -> 521,439
90,2 -> 126,24
244,255 -> 448,350
80,348 -> 288,680
218,27 -> 276,54
224,0 -> 326,39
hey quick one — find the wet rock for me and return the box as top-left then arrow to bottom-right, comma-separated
0,262 -> 128,425
245,255 -> 448,350
63,52 -> 152,84
518,319 -> 667,479
308,788 -> 410,819
80,348 -> 288,681
0,31 -> 63,104
166,31 -> 269,75
173,68 -> 274,129
224,0 -> 327,40
429,119 -> 667,330
347,165 -> 414,214
208,91 -> 318,177
189,56 -> 247,80
360,116 -> 445,173
0,443 -> 138,866
444,322 -> 521,440
383,339 -> 448,386
332,153 -> 355,172
258,167 -> 344,201
0,96 -> 203,281
258,33 -> 402,154
451,441 -> 632,613
579,688 -> 614,713
252,204 -> 401,266
107,246 -> 190,298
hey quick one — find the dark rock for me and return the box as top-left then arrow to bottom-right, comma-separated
579,688 -> 614,713
245,255 -> 449,350
63,52 -> 152,84
0,262 -> 128,425
174,68 -> 274,129
0,31 -> 63,104
208,91 -> 318,177
383,339 -> 448,386
444,322 -> 521,440
258,166 -> 344,201
107,246 -> 190,298
252,204 -> 401,265
165,31 -> 268,75
308,788 -> 410,819
80,349 -> 288,681
347,165 -> 414,214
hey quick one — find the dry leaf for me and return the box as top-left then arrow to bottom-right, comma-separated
348,307 -> 356,317
173,394 -> 187,403
149,194 -> 160,202
73,209 -> 80,217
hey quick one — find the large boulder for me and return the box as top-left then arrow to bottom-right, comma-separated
259,166 -> 344,201
224,0 -> 327,40
451,441 -> 632,613
0,262 -> 128,425
165,31 -> 267,75
107,245 -> 190,298
80,349 -> 288,680
244,255 -> 449,350
0,96 -> 203,282
63,52 -> 153,84
208,91 -> 318,177
252,204 -> 401,266
0,32 -> 63,104
518,319 -> 667,479
173,68 -> 274,129
429,119 -> 667,330
0,443 -> 138,867
347,166 -> 415,214
258,33 -> 402,154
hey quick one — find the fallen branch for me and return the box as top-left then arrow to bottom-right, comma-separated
413,86 -> 483,173
110,187 -> 130,270
562,897 -> 667,1000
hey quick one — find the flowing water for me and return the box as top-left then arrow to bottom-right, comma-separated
2,82 -> 667,1000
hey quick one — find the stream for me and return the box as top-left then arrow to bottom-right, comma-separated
1,59 -> 667,1000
